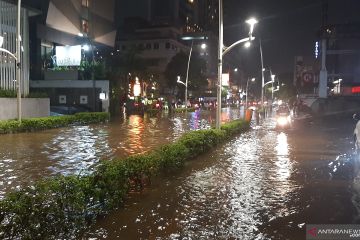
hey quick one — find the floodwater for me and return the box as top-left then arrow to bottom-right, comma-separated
86,115 -> 360,239
0,108 -> 243,198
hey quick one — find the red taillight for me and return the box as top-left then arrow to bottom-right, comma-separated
352,86 -> 360,94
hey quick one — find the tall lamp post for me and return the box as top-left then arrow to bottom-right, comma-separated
177,76 -> 186,107
185,41 -> 193,109
260,39 -> 265,106
217,0 -> 257,129
179,37 -> 206,108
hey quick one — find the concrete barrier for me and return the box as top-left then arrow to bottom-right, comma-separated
0,98 -> 50,120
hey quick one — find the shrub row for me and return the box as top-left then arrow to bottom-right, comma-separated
0,119 -> 250,239
0,112 -> 110,134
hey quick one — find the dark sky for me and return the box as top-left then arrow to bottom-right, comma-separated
223,0 -> 360,81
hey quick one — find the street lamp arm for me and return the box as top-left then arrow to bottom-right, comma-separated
177,79 -> 186,86
222,36 -> 255,56
0,48 -> 17,60
263,80 -> 274,87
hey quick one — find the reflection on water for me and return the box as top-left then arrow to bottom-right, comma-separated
0,108 -> 240,198
88,116 -> 358,239
88,120 -> 302,239
45,126 -> 112,176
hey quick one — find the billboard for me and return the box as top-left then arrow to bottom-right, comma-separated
56,45 -> 82,66
222,73 -> 229,86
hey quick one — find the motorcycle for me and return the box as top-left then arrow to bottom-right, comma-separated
275,105 -> 292,129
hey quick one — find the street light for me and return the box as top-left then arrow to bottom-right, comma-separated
245,78 -> 255,109
177,76 -> 186,107
217,0 -> 257,129
180,37 -> 207,109
260,39 -> 265,106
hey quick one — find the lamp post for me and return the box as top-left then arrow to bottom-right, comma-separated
260,39 -> 265,106
177,76 -> 186,107
16,0 -> 22,122
217,0 -> 257,129
245,78 -> 255,109
179,37 -> 207,109
185,40 -> 193,109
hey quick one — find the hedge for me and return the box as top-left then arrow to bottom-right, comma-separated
0,112 -> 110,134
0,119 -> 250,239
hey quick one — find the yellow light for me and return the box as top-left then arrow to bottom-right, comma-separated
134,78 -> 141,97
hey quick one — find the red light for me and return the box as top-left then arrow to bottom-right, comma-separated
156,103 -> 160,108
352,86 -> 360,93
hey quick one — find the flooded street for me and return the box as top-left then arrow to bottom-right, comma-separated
0,108 -> 242,198
87,116 -> 360,239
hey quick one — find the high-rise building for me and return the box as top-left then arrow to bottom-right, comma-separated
116,0 -> 202,33
198,0 -> 218,33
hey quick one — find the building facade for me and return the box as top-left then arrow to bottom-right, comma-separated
30,0 -> 116,80
0,0 -> 36,95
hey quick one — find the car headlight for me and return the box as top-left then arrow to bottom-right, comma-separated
277,116 -> 288,126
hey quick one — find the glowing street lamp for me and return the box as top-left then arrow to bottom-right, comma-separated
133,77 -> 141,97
246,18 -> 258,37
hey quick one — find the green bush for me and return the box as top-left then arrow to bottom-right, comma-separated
0,118 -> 250,239
0,112 -> 110,134
0,89 -> 17,98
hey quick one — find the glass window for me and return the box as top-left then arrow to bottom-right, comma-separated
146,43 -> 151,49
154,43 -> 159,49
165,42 -> 170,49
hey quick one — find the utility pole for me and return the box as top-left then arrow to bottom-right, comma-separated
216,0 -> 223,129
16,0 -> 22,122
319,0 -> 328,98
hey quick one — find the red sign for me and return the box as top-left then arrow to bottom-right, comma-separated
352,86 -> 360,94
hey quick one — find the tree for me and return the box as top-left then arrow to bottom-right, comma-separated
107,46 -> 153,115
164,51 -> 207,98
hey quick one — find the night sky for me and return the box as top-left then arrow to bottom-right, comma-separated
223,0 -> 360,81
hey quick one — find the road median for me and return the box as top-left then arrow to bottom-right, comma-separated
0,119 -> 250,239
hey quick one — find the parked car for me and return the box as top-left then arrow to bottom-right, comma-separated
124,99 -> 144,115
50,106 -> 90,116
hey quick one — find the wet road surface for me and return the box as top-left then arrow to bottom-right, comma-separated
0,109 -> 242,198
87,116 -> 360,239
